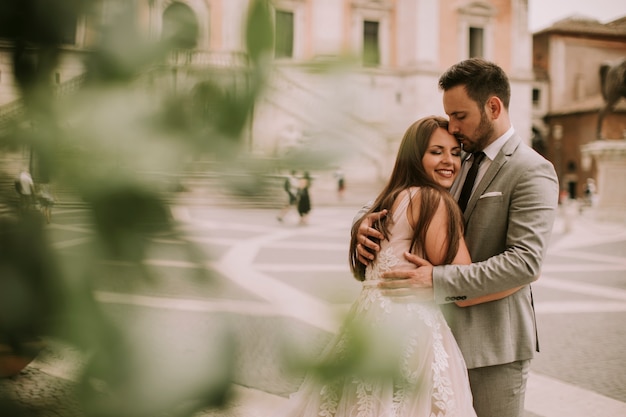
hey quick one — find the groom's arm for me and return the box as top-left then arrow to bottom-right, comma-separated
351,201 -> 373,225
352,202 -> 387,265
433,159 -> 558,302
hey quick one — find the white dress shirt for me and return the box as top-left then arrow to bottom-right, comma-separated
450,126 -> 515,201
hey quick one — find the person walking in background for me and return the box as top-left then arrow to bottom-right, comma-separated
278,116 -> 522,417
583,177 -> 597,209
334,169 -> 345,201
15,170 -> 36,214
37,183 -> 55,224
354,59 -> 559,417
296,171 -> 312,225
277,170 -> 298,223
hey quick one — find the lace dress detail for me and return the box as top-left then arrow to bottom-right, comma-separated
277,188 -> 476,417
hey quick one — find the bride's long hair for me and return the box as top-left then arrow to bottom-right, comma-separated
349,116 -> 465,281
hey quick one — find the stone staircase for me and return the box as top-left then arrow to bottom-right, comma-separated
263,67 -> 394,182
171,168 -> 380,209
0,61 -> 386,211
0,153 -> 379,216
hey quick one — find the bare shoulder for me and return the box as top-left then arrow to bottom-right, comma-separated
391,187 -> 419,209
405,186 -> 450,228
408,186 -> 447,207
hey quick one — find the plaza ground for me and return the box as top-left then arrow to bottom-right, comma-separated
1,187 -> 625,417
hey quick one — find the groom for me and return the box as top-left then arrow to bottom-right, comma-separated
354,58 -> 559,417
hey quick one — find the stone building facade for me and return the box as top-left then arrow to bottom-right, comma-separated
532,16 -> 626,199
0,0 -> 534,184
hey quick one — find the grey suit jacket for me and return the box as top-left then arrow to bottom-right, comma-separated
434,134 -> 559,369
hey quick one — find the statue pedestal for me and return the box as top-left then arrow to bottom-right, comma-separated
581,140 -> 626,222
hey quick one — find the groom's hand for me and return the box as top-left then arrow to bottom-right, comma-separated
355,209 -> 387,266
379,252 -> 435,300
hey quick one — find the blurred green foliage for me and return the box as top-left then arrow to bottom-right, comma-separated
0,1 -> 378,416
0,1 -> 278,416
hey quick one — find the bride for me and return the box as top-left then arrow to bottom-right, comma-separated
276,116 -> 519,417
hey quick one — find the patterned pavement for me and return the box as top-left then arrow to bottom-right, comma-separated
1,191 -> 626,417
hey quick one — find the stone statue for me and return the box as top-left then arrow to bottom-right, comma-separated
597,58 -> 626,140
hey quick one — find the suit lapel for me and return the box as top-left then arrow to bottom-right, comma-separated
463,134 -> 522,219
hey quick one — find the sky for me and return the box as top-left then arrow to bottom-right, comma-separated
528,0 -> 626,32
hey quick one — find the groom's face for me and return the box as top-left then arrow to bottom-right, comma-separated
443,85 -> 494,153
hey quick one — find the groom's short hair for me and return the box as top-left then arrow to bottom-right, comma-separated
438,58 -> 511,110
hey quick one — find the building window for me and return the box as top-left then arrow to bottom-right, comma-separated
532,88 -> 541,106
363,20 -> 380,67
274,10 -> 294,58
468,27 -> 484,58
162,2 -> 199,50
60,17 -> 78,45
457,2 -> 495,61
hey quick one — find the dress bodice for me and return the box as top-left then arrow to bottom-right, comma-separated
365,187 -> 420,283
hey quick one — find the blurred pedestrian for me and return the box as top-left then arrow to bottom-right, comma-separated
37,183 -> 55,223
579,177 -> 597,214
584,178 -> 596,208
334,169 -> 345,200
15,171 -> 36,213
297,171 -> 312,225
277,170 -> 298,223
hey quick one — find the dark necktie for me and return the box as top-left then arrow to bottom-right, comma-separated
458,152 -> 485,212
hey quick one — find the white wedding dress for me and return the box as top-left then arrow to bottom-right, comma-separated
277,189 -> 477,417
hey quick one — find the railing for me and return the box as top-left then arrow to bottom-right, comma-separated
0,73 -> 88,132
168,50 -> 250,69
0,50 -> 250,132
0,100 -> 25,131
54,73 -> 87,96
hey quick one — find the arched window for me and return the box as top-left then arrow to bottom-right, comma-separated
162,2 -> 199,50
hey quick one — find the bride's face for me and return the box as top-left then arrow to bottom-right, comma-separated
422,128 -> 462,189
